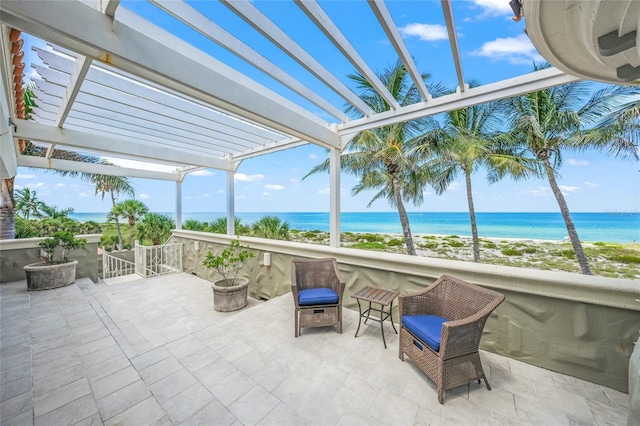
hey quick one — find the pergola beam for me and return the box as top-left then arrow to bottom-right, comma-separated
368,0 -> 431,101
340,67 -> 579,135
295,0 -> 399,110
221,0 -> 375,117
55,55 -> 92,127
18,155 -> 182,181
12,119 -> 235,171
441,0 -> 465,92
150,0 -> 349,123
0,0 -> 340,149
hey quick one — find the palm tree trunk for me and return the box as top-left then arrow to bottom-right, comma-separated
392,176 -> 416,255
465,171 -> 480,262
543,160 -> 592,275
110,190 -> 124,250
1,178 -> 16,240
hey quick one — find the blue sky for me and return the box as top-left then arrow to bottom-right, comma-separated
13,0 -> 640,214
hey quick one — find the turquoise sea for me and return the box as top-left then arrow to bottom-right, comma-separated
69,212 -> 640,244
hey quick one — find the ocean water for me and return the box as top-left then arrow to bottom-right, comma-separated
69,211 -> 640,243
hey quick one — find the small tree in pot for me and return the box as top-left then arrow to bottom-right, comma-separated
203,238 -> 254,312
24,231 -> 87,290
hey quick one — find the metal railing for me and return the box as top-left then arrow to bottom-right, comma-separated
135,242 -> 183,278
102,250 -> 136,279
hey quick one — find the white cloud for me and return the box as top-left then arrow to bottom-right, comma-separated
290,178 -> 299,183
139,193 -> 150,199
184,195 -> 193,200
236,195 -> 246,199
234,173 -> 264,182
568,159 -> 589,166
318,186 -> 330,195
469,0 -> 511,16
399,23 -> 448,41
449,182 -> 461,191
79,192 -> 90,198
27,182 -> 46,188
191,170 -> 214,177
14,184 -> 23,190
263,192 -> 270,196
559,185 -> 579,193
217,189 -> 225,194
524,186 -> 550,197
55,183 -> 65,188
309,154 -> 318,160
16,174 -> 37,179
474,34 -> 544,65
201,193 -> 210,197
584,181 -> 598,188
264,184 -> 285,190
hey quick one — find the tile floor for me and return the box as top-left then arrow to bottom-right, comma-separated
0,273 -> 631,425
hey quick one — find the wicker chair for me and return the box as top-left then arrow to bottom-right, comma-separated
398,275 -> 505,404
291,258 -> 345,337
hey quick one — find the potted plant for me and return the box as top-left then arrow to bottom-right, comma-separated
24,231 -> 87,290
203,238 -> 254,312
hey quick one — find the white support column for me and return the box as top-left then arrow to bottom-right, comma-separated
329,147 -> 341,248
226,170 -> 235,235
175,180 -> 182,229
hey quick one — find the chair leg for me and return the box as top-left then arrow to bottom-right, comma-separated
338,307 -> 342,334
482,376 -> 491,391
437,387 -> 444,405
294,310 -> 299,338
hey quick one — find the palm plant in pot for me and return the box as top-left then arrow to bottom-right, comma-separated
24,231 -> 87,290
203,238 -> 254,312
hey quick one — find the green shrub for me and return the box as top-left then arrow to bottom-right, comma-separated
419,241 -> 438,250
593,242 -> 606,246
501,248 -> 523,256
300,231 -> 318,238
560,250 -> 576,259
358,233 -> 385,243
609,255 -> 640,264
447,240 -> 465,248
351,242 -> 387,251
387,238 -> 403,247
445,235 -> 460,239
482,241 -> 497,249
423,235 -> 436,240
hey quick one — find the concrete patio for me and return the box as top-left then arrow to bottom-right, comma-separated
0,273 -> 631,425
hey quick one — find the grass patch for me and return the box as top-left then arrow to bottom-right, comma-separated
358,233 -> 386,243
350,242 -> 387,251
447,240 -> 465,248
501,248 -> 523,256
387,238 -> 404,247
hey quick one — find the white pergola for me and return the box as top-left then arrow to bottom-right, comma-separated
3,0 -> 632,246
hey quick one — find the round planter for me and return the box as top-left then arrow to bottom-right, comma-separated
212,277 -> 249,312
24,260 -> 78,291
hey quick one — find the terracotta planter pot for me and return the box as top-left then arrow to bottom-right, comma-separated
212,277 -> 249,312
24,260 -> 78,291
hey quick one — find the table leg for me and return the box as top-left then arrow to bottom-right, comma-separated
354,299 -> 363,338
389,300 -> 397,334
380,303 -> 387,349
364,301 -> 372,324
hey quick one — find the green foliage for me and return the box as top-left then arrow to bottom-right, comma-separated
183,219 -> 207,232
608,254 -> 640,264
445,235 -> 460,239
251,215 -> 290,240
501,247 -> 523,256
418,241 -> 439,250
208,217 -> 250,235
300,231 -> 319,238
387,238 -> 404,247
447,240 -> 465,248
358,233 -> 385,243
38,231 -> 86,264
14,217 -> 38,238
350,242 -> 387,251
481,241 -> 497,249
202,238 -> 254,281
134,213 -> 175,245
100,234 -> 121,251
111,199 -> 149,229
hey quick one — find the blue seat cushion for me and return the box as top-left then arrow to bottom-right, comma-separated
402,315 -> 448,352
298,288 -> 339,306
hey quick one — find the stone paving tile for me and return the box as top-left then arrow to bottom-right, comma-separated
34,393 -> 99,426
33,363 -> 86,398
85,353 -> 131,383
90,365 -> 141,400
148,368 -> 198,404
130,346 -> 171,371
32,351 -> 83,381
0,363 -> 31,386
104,396 -> 166,426
159,382 -> 213,424
80,342 -> 124,367
0,375 -> 32,403
33,377 -> 92,417
208,369 -> 256,406
139,355 -> 183,385
77,335 -> 117,357
192,357 -> 237,390
1,409 -> 34,426
0,391 -> 32,423
32,343 -> 78,366
228,385 -> 280,426
97,379 -> 151,422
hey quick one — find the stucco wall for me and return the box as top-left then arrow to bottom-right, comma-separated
0,234 -> 101,284
172,230 -> 640,392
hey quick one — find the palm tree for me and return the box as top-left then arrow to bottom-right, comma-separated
40,204 -> 74,219
92,175 -> 134,250
425,95 -> 536,262
252,215 -> 291,240
134,213 -> 175,245
505,68 -> 639,274
208,217 -> 250,235
111,199 -> 149,230
183,219 -> 207,232
14,188 -> 45,219
305,61 -> 445,255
